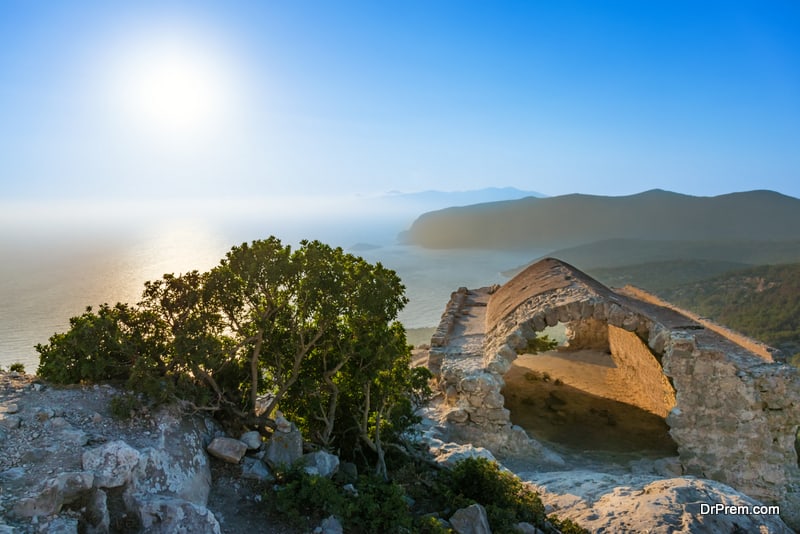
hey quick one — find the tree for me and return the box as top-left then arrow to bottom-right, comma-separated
36,236 -> 425,473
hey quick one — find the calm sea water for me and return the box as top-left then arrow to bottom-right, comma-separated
0,204 -> 543,370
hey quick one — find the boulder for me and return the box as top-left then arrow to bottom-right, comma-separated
129,408 -> 213,505
302,451 -> 340,478
207,437 -> 247,464
84,489 -> 111,534
241,457 -> 273,481
265,426 -> 303,469
527,472 -> 794,533
450,503 -> 491,534
82,440 -> 141,488
134,495 -> 221,534
239,430 -> 262,450
315,515 -> 343,534
13,471 -> 94,517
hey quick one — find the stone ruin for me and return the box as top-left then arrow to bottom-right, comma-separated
428,257 -> 800,528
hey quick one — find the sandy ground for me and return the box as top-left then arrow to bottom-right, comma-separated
502,349 -> 677,457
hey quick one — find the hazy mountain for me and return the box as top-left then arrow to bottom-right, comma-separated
403,189 -> 800,250
382,187 -> 544,208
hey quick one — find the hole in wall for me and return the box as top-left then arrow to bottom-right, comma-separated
502,318 -> 678,457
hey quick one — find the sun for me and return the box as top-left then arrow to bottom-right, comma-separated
108,33 -> 236,144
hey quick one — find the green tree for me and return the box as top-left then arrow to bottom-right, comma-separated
36,237 -> 424,474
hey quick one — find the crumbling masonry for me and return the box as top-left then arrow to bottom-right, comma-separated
428,258 -> 800,528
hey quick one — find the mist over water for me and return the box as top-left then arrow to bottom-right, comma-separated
0,196 -> 545,370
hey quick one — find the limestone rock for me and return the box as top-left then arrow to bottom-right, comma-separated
82,440 -> 141,488
526,472 -> 794,534
134,495 -> 221,534
450,503 -> 491,534
265,425 -> 303,469
432,443 -> 496,467
84,488 -> 110,534
12,471 -> 94,517
302,450 -> 339,478
241,457 -> 273,481
239,430 -> 262,450
207,437 -> 247,464
128,408 -> 213,505
315,514 -> 343,534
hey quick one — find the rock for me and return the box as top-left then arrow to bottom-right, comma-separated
302,450 -> 339,478
82,440 -> 141,488
450,503 -> 491,534
84,489 -> 111,534
0,414 -> 21,430
36,408 -> 54,421
337,462 -> 358,484
526,472 -> 794,534
241,457 -> 273,481
4,403 -> 19,414
207,437 -> 247,464
433,443 -> 496,467
13,471 -> 94,517
44,516 -> 79,533
274,412 -> 293,433
239,430 -> 262,450
514,522 -> 542,534
314,515 -> 343,534
129,408 -> 213,505
265,426 -> 303,469
134,495 -> 221,534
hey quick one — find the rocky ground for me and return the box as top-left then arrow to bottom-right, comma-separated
0,371 -> 299,534
2,367 -> 796,533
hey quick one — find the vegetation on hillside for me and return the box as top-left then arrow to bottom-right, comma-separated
590,261 -> 800,364
657,263 -> 800,361
270,457 -> 586,533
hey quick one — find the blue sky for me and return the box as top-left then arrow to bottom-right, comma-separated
1,1 -> 799,200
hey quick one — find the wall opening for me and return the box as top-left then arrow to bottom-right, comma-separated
501,317 -> 678,457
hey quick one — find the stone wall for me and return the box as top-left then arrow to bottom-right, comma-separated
429,258 -> 800,529
608,325 -> 676,418
662,332 -> 800,527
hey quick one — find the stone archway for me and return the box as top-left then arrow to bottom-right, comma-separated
428,258 -> 800,527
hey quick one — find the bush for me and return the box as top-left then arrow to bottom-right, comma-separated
443,457 -> 545,532
109,393 -> 145,420
269,469 -> 413,533
9,362 -> 25,373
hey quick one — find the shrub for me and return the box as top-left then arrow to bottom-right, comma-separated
443,457 -> 545,533
109,393 -> 145,420
269,469 -> 413,533
9,362 -> 25,373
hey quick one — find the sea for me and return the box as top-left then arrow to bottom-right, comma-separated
0,198 -> 545,371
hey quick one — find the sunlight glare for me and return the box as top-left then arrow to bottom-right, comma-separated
109,31 -> 238,145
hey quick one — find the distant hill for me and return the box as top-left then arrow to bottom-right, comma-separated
585,259 -> 752,291
382,187 -> 544,211
404,189 -> 800,250
504,238 -> 800,273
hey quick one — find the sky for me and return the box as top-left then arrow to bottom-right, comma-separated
1,0 -> 799,202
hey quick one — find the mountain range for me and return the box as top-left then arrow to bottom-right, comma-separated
403,189 -> 800,251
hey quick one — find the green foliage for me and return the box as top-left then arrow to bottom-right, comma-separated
270,469 -> 412,533
35,237 -> 421,473
9,362 -> 25,373
109,392 -> 145,420
656,263 -> 800,357
442,457 -> 546,532
272,469 -> 346,527
517,334 -> 558,355
36,303 -> 144,384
